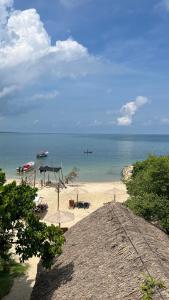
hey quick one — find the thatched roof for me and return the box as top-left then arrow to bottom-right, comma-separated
31,203 -> 169,300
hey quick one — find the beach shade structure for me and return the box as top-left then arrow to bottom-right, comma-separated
67,185 -> 88,204
44,210 -> 74,227
39,165 -> 63,186
105,187 -> 125,202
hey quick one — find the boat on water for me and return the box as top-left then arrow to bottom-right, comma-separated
16,161 -> 35,173
36,151 -> 49,158
84,150 -> 93,154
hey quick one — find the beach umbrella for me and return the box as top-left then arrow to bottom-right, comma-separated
105,187 -> 125,202
67,185 -> 88,203
44,210 -> 74,226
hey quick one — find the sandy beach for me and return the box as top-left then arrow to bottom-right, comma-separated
3,180 -> 128,300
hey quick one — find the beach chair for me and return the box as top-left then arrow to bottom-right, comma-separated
83,202 -> 90,209
69,199 -> 75,209
77,202 -> 84,209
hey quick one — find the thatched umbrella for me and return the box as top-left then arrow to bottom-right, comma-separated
65,184 -> 88,204
44,183 -> 74,227
106,187 -> 126,202
44,210 -> 74,227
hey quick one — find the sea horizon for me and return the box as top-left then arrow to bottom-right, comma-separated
1,131 -> 169,135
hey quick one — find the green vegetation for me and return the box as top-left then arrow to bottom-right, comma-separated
140,275 -> 166,300
0,168 -> 5,188
0,259 -> 28,299
125,155 -> 169,232
0,169 -> 65,274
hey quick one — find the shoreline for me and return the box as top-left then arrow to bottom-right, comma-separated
6,175 -> 123,184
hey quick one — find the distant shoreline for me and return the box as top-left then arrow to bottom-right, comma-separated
1,131 -> 169,136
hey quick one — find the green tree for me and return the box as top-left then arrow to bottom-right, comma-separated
126,155 -> 169,197
126,193 -> 169,232
125,155 -> 169,232
0,171 -> 65,271
0,168 -> 6,187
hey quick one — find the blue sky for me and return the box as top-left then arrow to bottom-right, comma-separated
0,0 -> 169,133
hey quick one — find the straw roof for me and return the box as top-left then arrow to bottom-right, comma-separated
31,203 -> 169,300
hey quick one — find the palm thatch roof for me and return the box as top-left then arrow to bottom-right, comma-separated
31,203 -> 169,300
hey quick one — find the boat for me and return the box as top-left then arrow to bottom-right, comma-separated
36,151 -> 49,158
83,150 -> 93,154
16,161 -> 35,173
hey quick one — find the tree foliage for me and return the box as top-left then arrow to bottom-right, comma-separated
125,155 -> 169,232
0,170 -> 65,270
127,155 -> 169,197
0,168 -> 5,187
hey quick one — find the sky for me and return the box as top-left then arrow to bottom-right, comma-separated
0,0 -> 169,133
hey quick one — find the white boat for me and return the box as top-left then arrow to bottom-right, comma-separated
36,151 -> 49,158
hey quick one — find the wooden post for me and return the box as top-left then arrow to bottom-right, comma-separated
76,185 -> 79,204
57,184 -> 60,211
44,172 -> 46,186
60,161 -> 64,182
33,169 -> 36,188
57,184 -> 60,228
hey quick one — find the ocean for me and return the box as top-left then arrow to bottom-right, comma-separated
0,133 -> 169,182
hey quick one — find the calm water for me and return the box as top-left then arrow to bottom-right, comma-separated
0,133 -> 169,181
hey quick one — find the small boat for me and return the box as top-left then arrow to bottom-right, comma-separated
36,151 -> 49,158
84,150 -> 93,154
16,161 -> 35,173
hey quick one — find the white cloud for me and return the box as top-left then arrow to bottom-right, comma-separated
0,6 -> 88,69
160,117 -> 169,124
0,0 -> 13,25
0,0 -> 133,118
54,39 -> 88,61
32,90 -> 59,101
117,116 -> 132,126
117,96 -> 148,126
0,1 -> 95,116
156,0 -> 169,12
0,85 -> 19,98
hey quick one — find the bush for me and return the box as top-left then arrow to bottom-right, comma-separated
125,155 -> 169,232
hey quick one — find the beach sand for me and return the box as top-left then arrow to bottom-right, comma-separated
3,180 -> 128,300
